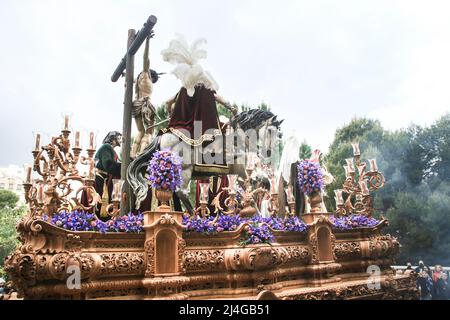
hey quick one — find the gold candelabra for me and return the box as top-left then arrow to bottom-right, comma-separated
24,117 -> 102,218
334,143 -> 385,217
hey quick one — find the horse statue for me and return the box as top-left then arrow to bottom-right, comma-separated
127,108 -> 283,214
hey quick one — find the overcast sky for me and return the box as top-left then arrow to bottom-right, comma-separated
0,0 -> 449,167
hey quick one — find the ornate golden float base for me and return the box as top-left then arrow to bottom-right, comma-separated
4,211 -> 418,300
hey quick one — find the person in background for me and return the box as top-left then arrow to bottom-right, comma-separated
415,260 -> 431,276
446,270 -> 450,300
406,262 -> 413,271
0,278 -> 5,295
417,266 -> 433,300
432,265 -> 447,300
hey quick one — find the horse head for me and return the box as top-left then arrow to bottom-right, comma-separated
232,109 -> 283,162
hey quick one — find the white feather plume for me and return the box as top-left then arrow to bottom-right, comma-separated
161,34 -> 219,96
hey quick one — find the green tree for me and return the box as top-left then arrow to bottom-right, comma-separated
0,190 -> 19,209
0,190 -> 24,271
0,205 -> 26,268
240,102 -> 271,112
299,141 -> 312,160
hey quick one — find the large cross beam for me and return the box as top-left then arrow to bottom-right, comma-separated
111,15 -> 157,214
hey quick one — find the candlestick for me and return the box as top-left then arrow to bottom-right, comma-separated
75,131 -> 80,148
352,142 -> 360,156
369,159 -> 378,172
89,161 -> 95,179
89,132 -> 94,149
38,184 -> 44,203
64,115 -> 69,130
35,133 -> 41,151
359,180 -> 370,195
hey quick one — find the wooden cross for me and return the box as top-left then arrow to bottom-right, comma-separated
111,15 -> 157,214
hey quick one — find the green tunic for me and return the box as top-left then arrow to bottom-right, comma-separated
94,144 -> 121,178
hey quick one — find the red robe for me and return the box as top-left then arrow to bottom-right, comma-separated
168,86 -> 221,147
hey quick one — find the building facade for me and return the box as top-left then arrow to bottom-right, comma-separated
0,165 -> 25,202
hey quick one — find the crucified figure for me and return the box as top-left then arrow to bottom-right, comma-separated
131,34 -> 158,159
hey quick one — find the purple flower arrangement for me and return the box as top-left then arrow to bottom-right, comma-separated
100,212 -> 144,233
240,222 -> 275,245
147,149 -> 183,191
182,214 -> 308,245
215,214 -> 242,232
45,211 -> 144,234
283,216 -> 308,232
330,214 -> 380,231
46,210 -> 96,232
297,160 -> 324,195
182,215 -> 217,234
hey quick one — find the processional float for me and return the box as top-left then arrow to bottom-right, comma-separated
3,14 -> 418,300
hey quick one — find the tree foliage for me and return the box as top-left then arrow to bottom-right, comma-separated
0,187 -> 27,270
0,190 -> 19,209
0,205 -> 26,268
299,141 -> 312,160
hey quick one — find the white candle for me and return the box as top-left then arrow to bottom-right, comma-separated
247,153 -> 255,170
352,142 -> 360,156
345,158 -> 355,173
35,133 -> 41,151
334,189 -> 344,205
64,115 -> 69,130
227,174 -> 238,192
89,132 -> 94,149
343,165 -> 350,178
75,131 -> 80,148
199,182 -> 209,203
112,179 -> 122,201
369,159 -> 378,172
25,166 -> 32,184
270,176 -> 277,193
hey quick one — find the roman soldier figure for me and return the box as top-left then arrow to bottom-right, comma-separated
94,131 -> 122,218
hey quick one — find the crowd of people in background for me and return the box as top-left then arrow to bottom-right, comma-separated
411,261 -> 450,300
